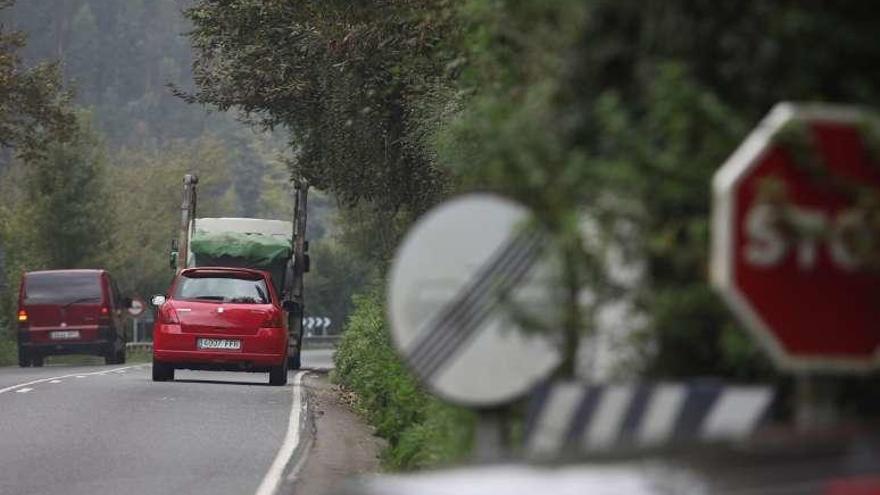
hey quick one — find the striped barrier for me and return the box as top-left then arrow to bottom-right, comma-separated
525,381 -> 774,458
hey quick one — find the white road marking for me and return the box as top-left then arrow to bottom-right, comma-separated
0,365 -> 143,396
15,388 -> 33,393
49,380 -> 62,384
254,371 -> 307,495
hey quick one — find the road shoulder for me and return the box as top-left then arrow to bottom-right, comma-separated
292,372 -> 386,495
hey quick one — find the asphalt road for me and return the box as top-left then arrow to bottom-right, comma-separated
0,349 -> 337,495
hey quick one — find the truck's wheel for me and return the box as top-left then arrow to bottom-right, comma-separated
269,357 -> 289,386
288,349 -> 301,370
152,360 -> 174,381
116,344 -> 126,365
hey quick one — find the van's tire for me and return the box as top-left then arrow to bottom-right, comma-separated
104,346 -> 119,365
31,355 -> 44,367
17,349 -> 30,368
269,358 -> 288,386
104,340 -> 125,365
152,360 -> 174,382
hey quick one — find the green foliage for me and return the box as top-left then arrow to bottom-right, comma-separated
304,240 -> 375,336
182,0 -> 459,215
103,136 -> 240,299
0,2 -> 74,158
25,114 -> 112,269
437,0 -> 880,379
5,0 -> 227,149
334,292 -> 473,470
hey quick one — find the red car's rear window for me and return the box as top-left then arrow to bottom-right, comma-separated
24,272 -> 102,304
174,273 -> 271,304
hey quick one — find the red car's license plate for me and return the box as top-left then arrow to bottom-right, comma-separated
196,338 -> 241,351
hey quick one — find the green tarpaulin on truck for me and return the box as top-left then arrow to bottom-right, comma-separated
190,230 -> 291,268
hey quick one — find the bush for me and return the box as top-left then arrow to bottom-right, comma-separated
333,291 -> 474,470
0,335 -> 16,366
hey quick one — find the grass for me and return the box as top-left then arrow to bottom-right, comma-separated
332,292 -> 474,470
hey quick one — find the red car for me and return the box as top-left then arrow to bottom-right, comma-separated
151,267 -> 292,385
17,269 -> 130,367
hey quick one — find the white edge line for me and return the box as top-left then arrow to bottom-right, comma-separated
254,371 -> 307,495
0,365 -> 144,395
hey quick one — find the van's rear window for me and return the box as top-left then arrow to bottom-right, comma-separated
25,273 -> 102,304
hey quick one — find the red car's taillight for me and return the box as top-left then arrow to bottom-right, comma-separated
158,305 -> 180,324
17,309 -> 27,325
264,310 -> 284,328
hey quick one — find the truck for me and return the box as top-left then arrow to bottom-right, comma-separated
169,174 -> 310,369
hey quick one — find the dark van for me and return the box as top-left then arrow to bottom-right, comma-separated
17,269 -> 131,367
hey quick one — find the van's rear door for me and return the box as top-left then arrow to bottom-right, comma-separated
23,272 -> 104,342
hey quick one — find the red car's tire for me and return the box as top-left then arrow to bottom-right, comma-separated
152,360 -> 174,382
269,357 -> 288,386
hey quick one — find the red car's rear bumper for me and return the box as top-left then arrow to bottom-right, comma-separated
153,323 -> 287,367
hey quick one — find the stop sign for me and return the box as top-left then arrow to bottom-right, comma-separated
712,103 -> 880,372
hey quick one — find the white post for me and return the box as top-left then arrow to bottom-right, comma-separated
795,374 -> 838,430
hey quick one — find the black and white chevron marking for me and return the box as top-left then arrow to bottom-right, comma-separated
304,317 -> 331,331
525,382 -> 774,457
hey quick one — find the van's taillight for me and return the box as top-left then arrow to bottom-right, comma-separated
17,310 -> 27,323
264,311 -> 284,328
159,305 -> 180,325
98,306 -> 111,324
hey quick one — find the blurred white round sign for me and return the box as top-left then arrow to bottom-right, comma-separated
388,194 -> 561,407
127,297 -> 145,318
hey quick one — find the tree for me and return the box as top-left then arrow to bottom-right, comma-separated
21,114 -> 112,269
180,0 -> 459,216
0,0 -> 74,160
104,135 -> 240,298
442,0 -> 880,379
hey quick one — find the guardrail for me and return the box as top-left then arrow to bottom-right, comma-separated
302,334 -> 342,349
126,342 -> 153,352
